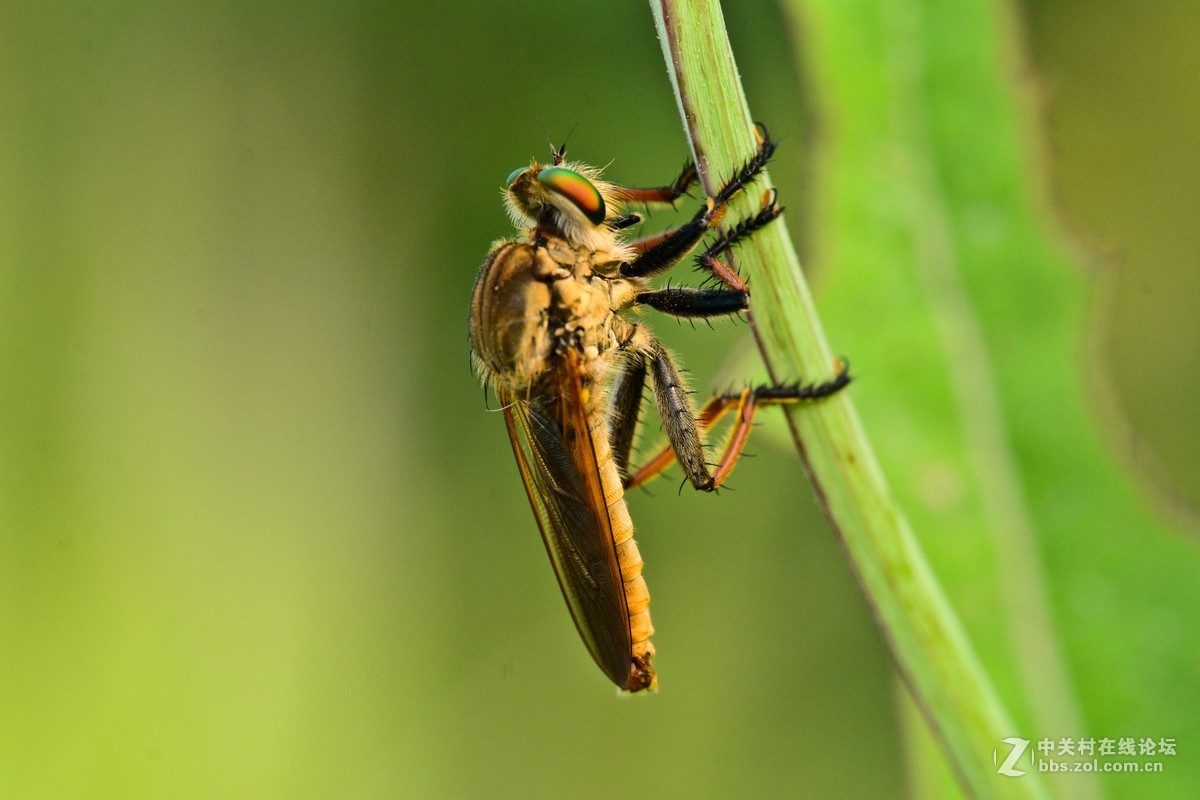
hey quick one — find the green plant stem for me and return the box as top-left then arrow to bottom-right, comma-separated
650,2 -> 1048,797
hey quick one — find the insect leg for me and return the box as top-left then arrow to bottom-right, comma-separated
640,337 -> 717,492
625,358 -> 853,491
624,392 -> 732,490
620,129 -> 778,281
610,161 -> 698,206
708,123 -> 777,208
607,352 -> 647,479
627,226 -> 679,254
618,201 -> 732,280
636,287 -> 748,318
694,190 -> 782,292
707,365 -> 852,487
698,190 -> 783,258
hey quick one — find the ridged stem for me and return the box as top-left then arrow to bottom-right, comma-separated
650,2 -> 1049,797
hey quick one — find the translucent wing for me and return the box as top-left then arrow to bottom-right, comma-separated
502,357 -> 631,688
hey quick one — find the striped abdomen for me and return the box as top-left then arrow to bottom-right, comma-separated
591,414 -> 656,691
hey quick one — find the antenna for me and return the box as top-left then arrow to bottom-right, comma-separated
539,120 -> 580,165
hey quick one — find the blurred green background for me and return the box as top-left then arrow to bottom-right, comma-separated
1,1 -> 1196,798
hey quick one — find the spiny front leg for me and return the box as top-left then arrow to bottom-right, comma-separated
610,160 -> 698,206
694,189 -> 782,293
606,160 -> 698,239
619,126 -> 778,282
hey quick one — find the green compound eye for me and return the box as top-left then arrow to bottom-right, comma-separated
537,167 -> 606,226
505,167 -> 528,187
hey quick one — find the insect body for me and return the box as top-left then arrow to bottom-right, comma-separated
469,129 -> 849,692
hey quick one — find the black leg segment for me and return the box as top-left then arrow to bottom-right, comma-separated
696,193 -> 782,267
746,361 -> 852,404
619,211 -> 711,280
637,287 -> 748,319
712,127 -> 777,205
607,353 -> 647,479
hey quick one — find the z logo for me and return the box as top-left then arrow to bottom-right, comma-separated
995,737 -> 1031,777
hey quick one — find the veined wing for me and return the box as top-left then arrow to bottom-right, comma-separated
502,355 -> 631,689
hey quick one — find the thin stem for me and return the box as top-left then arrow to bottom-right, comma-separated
650,1 -> 1048,797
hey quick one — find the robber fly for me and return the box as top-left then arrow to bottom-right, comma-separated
468,127 -> 849,692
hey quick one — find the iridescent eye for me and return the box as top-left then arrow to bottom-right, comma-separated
537,167 -> 606,226
505,167 -> 528,187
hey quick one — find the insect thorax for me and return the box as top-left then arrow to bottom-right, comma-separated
469,233 -> 637,395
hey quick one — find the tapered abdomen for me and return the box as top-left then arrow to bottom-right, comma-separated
591,416 -> 656,691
